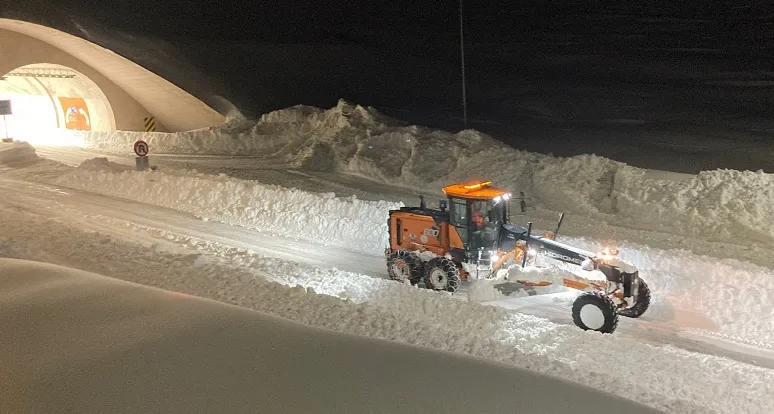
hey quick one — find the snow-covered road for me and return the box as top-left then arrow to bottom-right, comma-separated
36,145 -> 774,272
33,146 -> 428,203
0,259 -> 662,414
0,177 -> 386,276
2,187 -> 773,414
31,146 -> 774,345
4,136 -> 774,412
1,169 -> 772,371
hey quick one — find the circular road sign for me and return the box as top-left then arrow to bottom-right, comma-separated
134,140 -> 149,157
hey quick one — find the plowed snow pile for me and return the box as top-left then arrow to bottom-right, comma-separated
5,141 -> 764,346
4,132 -> 774,413
563,236 -> 774,347
80,100 -> 774,248
52,156 -> 400,255
1,206 -> 773,414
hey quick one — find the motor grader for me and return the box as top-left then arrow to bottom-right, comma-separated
385,180 -> 650,333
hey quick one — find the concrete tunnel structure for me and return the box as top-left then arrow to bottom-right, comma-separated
0,18 -> 225,142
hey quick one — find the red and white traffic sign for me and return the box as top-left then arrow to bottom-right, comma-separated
134,140 -> 149,157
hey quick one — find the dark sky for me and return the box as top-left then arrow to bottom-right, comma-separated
5,0 -> 774,172
13,0 -> 774,52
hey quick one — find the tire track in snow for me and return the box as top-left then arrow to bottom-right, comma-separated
3,175 -> 772,371
3,206 -> 774,413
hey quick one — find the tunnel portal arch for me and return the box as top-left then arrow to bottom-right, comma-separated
0,18 -> 224,143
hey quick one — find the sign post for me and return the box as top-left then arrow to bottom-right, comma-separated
134,140 -> 150,171
0,100 -> 12,142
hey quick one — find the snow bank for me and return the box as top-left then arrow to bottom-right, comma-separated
77,100 -> 774,249
0,258 -> 660,414
562,236 -> 774,348
612,167 -> 774,245
14,139 -> 774,346
0,142 -> 39,167
76,157 -> 135,172
53,158 -> 401,254
2,205 -> 773,414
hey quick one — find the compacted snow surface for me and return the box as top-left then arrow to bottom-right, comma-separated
1,201 -> 772,414
80,100 -> 774,249
1,259 -> 662,413
3,99 -> 774,414
33,142 -> 774,348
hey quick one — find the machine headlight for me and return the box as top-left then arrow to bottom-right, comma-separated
489,250 -> 499,262
597,246 -> 620,261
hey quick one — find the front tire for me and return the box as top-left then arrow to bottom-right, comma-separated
423,257 -> 460,293
572,292 -> 619,333
387,250 -> 423,285
618,278 -> 651,318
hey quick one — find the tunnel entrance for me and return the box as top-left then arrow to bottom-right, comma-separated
0,63 -> 116,146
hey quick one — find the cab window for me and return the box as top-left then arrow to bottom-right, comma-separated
449,197 -> 468,227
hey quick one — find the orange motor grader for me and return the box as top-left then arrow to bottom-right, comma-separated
385,180 -> 651,333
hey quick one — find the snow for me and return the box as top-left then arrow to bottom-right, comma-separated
0,141 -> 39,167
5,138 -> 774,347
467,279 -> 509,302
72,100 -> 774,252
562,236 -> 774,348
51,155 -> 401,255
3,105 -> 774,412
1,205 -> 773,413
0,258 -> 662,413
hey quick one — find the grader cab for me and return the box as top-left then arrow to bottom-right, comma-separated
385,180 -> 651,334
387,180 -> 529,291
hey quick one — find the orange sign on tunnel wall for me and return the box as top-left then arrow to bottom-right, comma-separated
58,97 -> 91,131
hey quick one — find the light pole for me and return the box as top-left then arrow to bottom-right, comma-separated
459,0 -> 467,129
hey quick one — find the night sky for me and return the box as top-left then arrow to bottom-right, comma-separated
15,1 -> 774,51
5,1 -> 774,171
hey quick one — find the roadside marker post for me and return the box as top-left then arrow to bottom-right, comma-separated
1,99 -> 12,142
134,140 -> 150,171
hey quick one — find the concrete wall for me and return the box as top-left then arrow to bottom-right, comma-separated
0,29 -> 162,132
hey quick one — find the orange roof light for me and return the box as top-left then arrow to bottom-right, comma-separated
463,181 -> 492,190
442,180 -> 509,200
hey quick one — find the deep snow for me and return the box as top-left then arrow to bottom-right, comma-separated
57,157 -> 401,255
5,140 -> 774,348
3,100 -> 774,412
1,203 -> 773,414
1,258 -> 663,414
76,100 -> 774,252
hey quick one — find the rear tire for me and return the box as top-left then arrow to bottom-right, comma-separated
387,250 -> 423,285
618,278 -> 651,318
423,257 -> 460,293
572,292 -> 619,333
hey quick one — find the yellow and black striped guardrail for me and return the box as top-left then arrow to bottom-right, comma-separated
144,116 -> 156,132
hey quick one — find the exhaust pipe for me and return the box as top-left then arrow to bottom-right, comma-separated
522,222 -> 532,268
553,213 -> 565,239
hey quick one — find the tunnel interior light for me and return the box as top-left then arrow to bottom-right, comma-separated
0,63 -> 112,147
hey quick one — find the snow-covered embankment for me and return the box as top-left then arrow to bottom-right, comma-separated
78,100 -> 774,250
54,157 -> 400,255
